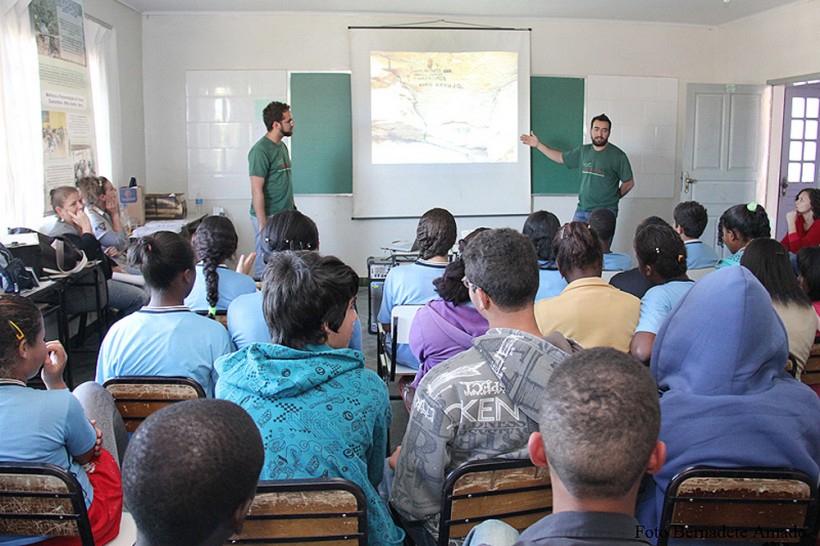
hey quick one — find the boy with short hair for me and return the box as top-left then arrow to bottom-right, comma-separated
673,201 -> 718,268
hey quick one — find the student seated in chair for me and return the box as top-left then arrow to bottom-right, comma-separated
122,399 -> 264,546
522,210 -> 567,301
184,215 -> 256,313
391,229 -> 577,546
672,201 -> 718,269
216,251 -> 404,546
463,347 -> 666,546
96,231 -> 233,397
534,222 -> 640,352
49,185 -> 148,316
226,209 -> 362,351
635,266 -> 820,539
588,208 -> 630,271
0,294 -> 125,545
378,207 -> 457,369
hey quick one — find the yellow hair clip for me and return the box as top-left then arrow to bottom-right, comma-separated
7,320 -> 25,341
746,201 -> 758,212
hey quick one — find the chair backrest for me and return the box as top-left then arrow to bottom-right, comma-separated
391,304 -> 423,346
438,459 -> 552,546
227,478 -> 367,545
103,376 -> 206,433
801,343 -> 820,387
0,462 -> 94,545
658,466 -> 819,546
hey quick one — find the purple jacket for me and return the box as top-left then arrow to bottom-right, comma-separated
408,299 -> 488,388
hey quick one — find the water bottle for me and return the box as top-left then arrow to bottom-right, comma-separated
195,193 -> 204,216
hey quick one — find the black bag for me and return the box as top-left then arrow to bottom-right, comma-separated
8,227 -> 87,276
0,241 -> 37,293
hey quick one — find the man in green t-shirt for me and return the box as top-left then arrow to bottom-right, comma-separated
521,114 -> 635,224
248,101 -> 296,277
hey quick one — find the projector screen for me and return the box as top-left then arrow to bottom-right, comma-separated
350,28 -> 531,219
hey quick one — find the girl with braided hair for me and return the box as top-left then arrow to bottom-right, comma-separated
184,216 -> 256,314
96,231 -> 233,397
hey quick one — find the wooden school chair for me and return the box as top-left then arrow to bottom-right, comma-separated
227,478 -> 367,545
0,462 -> 95,544
389,458 -> 552,546
658,466 -> 819,546
103,376 -> 206,433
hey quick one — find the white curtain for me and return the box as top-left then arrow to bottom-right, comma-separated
0,0 -> 44,232
85,16 -> 122,186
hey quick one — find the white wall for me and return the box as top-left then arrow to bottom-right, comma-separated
138,6 -> 819,276
82,0 -> 145,186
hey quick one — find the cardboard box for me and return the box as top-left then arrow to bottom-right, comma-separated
119,186 -> 145,226
145,193 -> 188,220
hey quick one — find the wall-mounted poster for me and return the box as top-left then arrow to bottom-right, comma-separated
30,0 -> 96,204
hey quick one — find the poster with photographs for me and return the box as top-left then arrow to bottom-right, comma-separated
30,0 -> 96,204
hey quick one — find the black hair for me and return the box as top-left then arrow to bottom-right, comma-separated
128,231 -> 195,292
797,188 -> 820,220
261,210 -> 319,263
553,222 -> 603,276
635,216 -> 671,238
587,208 -> 617,244
540,348 -> 659,499
262,252 -> 358,349
797,247 -> 820,301
433,228 -> 488,304
462,228 -> 539,311
415,208 -> 457,260
262,101 -> 290,132
591,113 -> 612,129
523,210 -> 561,261
192,216 -> 239,310
634,224 -> 687,280
717,203 -> 771,247
49,186 -> 79,210
0,295 -> 42,376
673,201 -> 709,239
741,238 -> 811,307
123,399 -> 264,546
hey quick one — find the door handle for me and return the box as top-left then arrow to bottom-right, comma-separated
682,172 -> 696,193
780,177 -> 789,197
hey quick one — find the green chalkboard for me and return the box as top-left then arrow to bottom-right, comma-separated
290,73 -> 353,193
530,77 -> 585,194
290,73 -> 583,196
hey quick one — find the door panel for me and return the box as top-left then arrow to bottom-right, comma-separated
682,84 -> 767,256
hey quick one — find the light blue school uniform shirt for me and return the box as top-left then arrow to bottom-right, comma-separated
0,386 -> 96,507
377,260 -> 447,369
603,252 -> 631,271
184,264 -> 257,312
535,267 -> 567,301
227,291 -> 363,351
635,280 -> 695,334
684,239 -> 719,269
715,247 -> 744,270
96,306 -> 234,397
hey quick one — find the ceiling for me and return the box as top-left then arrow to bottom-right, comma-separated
115,0 -> 805,26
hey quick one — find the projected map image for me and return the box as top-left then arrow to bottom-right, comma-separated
370,51 -> 518,164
